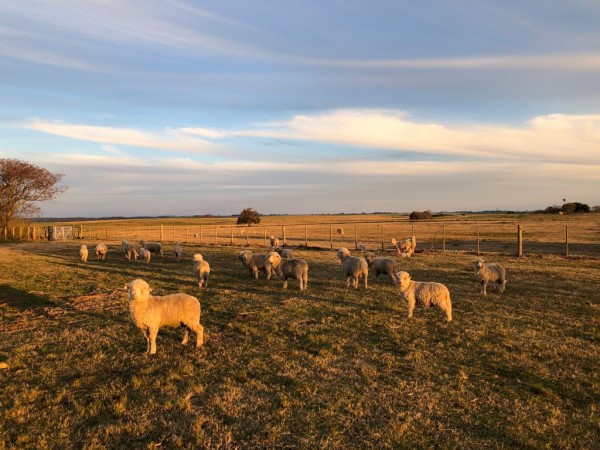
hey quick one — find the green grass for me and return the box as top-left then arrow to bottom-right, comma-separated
1,241 -> 599,449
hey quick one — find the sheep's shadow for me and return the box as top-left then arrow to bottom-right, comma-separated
0,285 -> 57,310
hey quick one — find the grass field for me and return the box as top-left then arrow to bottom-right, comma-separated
1,235 -> 599,448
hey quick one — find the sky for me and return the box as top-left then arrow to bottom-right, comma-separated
1,0 -> 599,217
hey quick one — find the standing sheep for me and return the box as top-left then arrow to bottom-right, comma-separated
363,251 -> 399,286
193,254 -> 210,288
269,236 -> 280,248
238,250 -> 276,280
122,241 -> 138,260
125,279 -> 204,355
392,236 -> 416,257
173,243 -> 183,262
139,240 -> 164,257
139,247 -> 151,263
268,252 -> 308,291
396,271 -> 452,322
474,258 -> 506,295
274,246 -> 294,259
337,247 -> 368,289
79,245 -> 88,262
95,243 -> 107,260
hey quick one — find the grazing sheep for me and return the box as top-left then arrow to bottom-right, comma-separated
79,245 -> 88,262
269,236 -> 280,248
173,243 -> 183,262
193,254 -> 210,288
139,240 -> 164,257
122,241 -> 138,260
268,252 -> 308,291
274,246 -> 294,259
396,271 -> 452,322
238,250 -> 275,280
337,247 -> 368,289
363,251 -> 399,286
125,279 -> 204,355
95,243 -> 107,260
337,227 -> 344,236
392,236 -> 417,257
139,247 -> 151,263
474,258 -> 506,295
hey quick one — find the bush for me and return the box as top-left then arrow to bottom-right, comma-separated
409,210 -> 433,221
237,208 -> 261,225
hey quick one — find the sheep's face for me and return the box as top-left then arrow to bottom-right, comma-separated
364,252 -> 376,264
193,254 -> 203,262
337,247 -> 350,259
400,238 -> 414,253
126,279 -> 151,301
474,259 -> 485,271
268,252 -> 281,267
397,271 -> 411,290
238,251 -> 251,265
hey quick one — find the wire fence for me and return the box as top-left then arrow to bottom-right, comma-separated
2,220 -> 599,257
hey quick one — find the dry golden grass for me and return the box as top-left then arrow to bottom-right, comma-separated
1,228 -> 599,448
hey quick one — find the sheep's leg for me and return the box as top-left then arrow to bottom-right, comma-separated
364,274 -> 368,289
499,279 -> 506,293
346,277 -> 351,288
266,267 -> 272,281
148,327 -> 158,355
445,304 -> 453,322
203,274 -> 209,288
389,272 -> 399,287
253,267 -> 259,280
142,328 -> 151,353
407,297 -> 416,318
181,326 -> 190,345
283,278 -> 288,289
192,324 -> 204,347
481,280 -> 488,295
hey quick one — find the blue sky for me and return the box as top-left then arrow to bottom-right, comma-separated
1,0 -> 599,217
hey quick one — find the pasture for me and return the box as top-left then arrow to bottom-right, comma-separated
1,225 -> 599,448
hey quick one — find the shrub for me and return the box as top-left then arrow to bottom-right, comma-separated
237,208 -> 261,225
409,210 -> 433,221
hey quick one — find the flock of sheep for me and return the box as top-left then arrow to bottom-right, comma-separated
79,234 -> 507,354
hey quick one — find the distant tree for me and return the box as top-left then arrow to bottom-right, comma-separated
561,202 -> 590,214
0,159 -> 66,228
409,210 -> 433,221
237,207 -> 261,225
544,205 -> 561,214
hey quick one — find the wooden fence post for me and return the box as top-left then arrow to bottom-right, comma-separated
354,225 -> 358,251
283,226 -> 286,245
200,226 -> 203,244
264,227 -> 267,247
517,225 -> 523,257
305,225 -> 308,247
476,226 -> 480,255
230,227 -> 234,245
215,226 -> 218,245
381,225 -> 384,251
330,225 -> 333,250
443,225 -> 446,253
246,227 -> 249,246
160,225 -> 164,241
565,225 -> 569,257
186,227 -> 189,244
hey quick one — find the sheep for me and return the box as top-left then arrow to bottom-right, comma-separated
79,245 -> 88,262
173,243 -> 183,262
363,251 -> 399,286
139,247 -> 151,263
95,243 -> 107,260
396,271 -> 452,322
193,254 -> 210,288
122,241 -> 138,260
269,236 -> 280,248
139,240 -> 164,257
337,247 -> 368,289
474,258 -> 506,295
125,279 -> 204,355
238,250 -> 275,280
337,227 -> 344,236
274,246 -> 294,259
268,252 -> 308,291
392,235 -> 417,257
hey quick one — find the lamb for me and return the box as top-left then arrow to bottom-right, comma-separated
363,251 -> 399,286
95,243 -> 107,260
396,271 -> 452,322
139,247 -> 151,263
474,258 -> 506,295
122,241 -> 138,260
268,252 -> 308,291
79,245 -> 88,262
125,279 -> 204,355
392,236 -> 416,257
173,243 -> 183,262
238,250 -> 275,280
269,236 -> 280,248
193,254 -> 210,288
139,240 -> 164,257
337,247 -> 368,289
274,246 -> 294,259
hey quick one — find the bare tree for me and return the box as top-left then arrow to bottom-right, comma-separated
0,159 -> 66,228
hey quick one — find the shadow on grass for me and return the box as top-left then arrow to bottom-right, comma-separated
0,285 -> 57,309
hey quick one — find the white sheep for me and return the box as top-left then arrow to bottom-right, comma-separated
269,236 -> 280,248
139,247 -> 151,263
139,240 -> 164,257
268,252 -> 308,291
363,251 -> 399,286
274,246 -> 294,259
238,250 -> 276,280
474,258 -> 506,295
193,254 -> 210,288
337,227 -> 344,236
122,241 -> 138,260
173,243 -> 183,262
396,271 -> 452,322
337,247 -> 368,289
392,236 -> 416,257
95,243 -> 107,260
125,279 -> 204,355
79,245 -> 88,262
